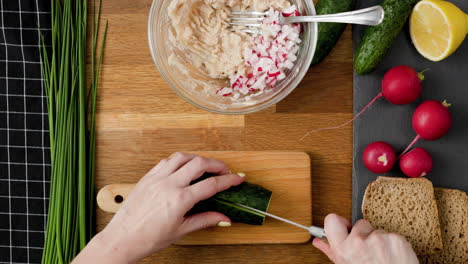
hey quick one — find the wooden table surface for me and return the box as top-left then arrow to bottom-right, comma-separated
95,1 -> 353,263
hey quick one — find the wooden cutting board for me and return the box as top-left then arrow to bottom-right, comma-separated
96,151 -> 312,245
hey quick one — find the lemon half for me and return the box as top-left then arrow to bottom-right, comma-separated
410,0 -> 468,61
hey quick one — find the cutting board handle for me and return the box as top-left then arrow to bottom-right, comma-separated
96,184 -> 136,213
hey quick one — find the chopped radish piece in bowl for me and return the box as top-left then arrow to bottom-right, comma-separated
221,6 -> 302,98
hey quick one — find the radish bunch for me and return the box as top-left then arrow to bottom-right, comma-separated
363,142 -> 434,178
299,64 -> 453,178
217,6 -> 301,97
363,99 -> 452,178
302,65 -> 425,138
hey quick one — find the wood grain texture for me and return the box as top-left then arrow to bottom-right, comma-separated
95,0 -> 353,262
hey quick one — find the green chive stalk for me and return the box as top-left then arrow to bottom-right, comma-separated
40,0 -> 108,263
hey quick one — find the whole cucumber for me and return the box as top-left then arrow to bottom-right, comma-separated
312,0 -> 355,65
354,0 -> 416,74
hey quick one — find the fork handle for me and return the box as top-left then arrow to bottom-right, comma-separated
282,5 -> 384,26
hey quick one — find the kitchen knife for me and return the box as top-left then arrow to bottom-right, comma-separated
234,203 -> 326,239
96,184 -> 324,238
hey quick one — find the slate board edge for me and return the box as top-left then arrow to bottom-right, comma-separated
352,0 -> 367,223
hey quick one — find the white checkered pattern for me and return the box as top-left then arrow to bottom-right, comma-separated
0,1 -> 50,263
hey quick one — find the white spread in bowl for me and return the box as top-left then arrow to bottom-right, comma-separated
167,0 -> 301,99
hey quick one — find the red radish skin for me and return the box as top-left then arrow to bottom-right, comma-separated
413,100 -> 452,140
399,100 -> 452,157
363,141 -> 397,174
399,147 -> 433,178
301,65 -> 424,140
382,66 -> 423,105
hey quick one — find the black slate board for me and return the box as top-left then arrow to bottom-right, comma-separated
352,0 -> 468,222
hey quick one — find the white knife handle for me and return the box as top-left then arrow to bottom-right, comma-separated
309,226 -> 326,239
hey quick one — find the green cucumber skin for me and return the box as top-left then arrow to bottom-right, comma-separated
354,0 -> 416,74
191,175 -> 272,225
312,0 -> 355,65
213,182 -> 272,225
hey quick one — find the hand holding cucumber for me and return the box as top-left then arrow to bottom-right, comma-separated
72,153 -> 245,264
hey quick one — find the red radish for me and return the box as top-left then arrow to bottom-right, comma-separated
363,141 -> 397,173
399,147 -> 433,178
382,66 -> 424,105
301,65 -> 424,140
413,100 -> 452,140
399,100 -> 452,157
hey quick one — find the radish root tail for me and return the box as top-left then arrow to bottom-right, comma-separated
398,135 -> 421,159
300,93 -> 383,141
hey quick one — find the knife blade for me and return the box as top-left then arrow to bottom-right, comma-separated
234,203 -> 326,238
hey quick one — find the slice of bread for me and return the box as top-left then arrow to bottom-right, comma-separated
362,176 -> 443,255
420,188 -> 468,264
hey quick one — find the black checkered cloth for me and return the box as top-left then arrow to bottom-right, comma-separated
0,1 -> 51,263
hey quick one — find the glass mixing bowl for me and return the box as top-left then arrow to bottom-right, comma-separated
148,0 -> 317,115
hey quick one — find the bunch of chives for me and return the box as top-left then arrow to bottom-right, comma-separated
40,0 -> 107,262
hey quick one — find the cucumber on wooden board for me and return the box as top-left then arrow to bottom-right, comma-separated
191,175 -> 272,225
354,0 -> 416,74
312,0 -> 355,65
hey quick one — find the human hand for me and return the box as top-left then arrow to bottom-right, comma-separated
313,214 -> 419,264
73,153 -> 244,264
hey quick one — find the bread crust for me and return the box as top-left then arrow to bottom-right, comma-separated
362,176 -> 443,255
420,188 -> 468,264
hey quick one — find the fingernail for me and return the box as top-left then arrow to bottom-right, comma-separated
217,221 -> 231,227
237,172 -> 246,178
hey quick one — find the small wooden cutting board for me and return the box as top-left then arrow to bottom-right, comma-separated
97,151 -> 312,245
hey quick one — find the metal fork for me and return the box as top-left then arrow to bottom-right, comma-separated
229,5 -> 384,34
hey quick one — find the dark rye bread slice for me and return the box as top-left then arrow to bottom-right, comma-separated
420,188 -> 468,264
362,176 -> 443,255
